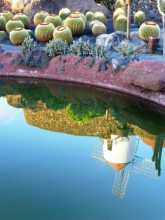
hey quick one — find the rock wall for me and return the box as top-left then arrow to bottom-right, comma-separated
24,0 -> 109,19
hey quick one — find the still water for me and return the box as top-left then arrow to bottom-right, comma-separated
0,78 -> 165,220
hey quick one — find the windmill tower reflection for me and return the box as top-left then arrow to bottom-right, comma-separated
95,134 -> 160,199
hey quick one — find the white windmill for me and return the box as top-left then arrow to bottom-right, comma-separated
93,134 -> 159,199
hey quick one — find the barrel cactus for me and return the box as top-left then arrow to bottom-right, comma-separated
1,11 -> 13,22
0,30 -> 7,41
13,13 -> 29,27
85,11 -> 94,22
35,22 -> 54,42
0,15 -> 6,31
9,28 -> 29,45
89,20 -> 104,29
53,25 -> 73,44
134,10 -> 146,27
64,14 -> 85,36
72,11 -> 86,24
94,12 -> 107,24
158,0 -> 165,15
114,15 -> 127,32
139,21 -> 160,41
44,14 -> 62,27
113,8 -> 126,21
34,11 -> 49,26
11,0 -> 24,13
6,19 -> 24,33
59,8 -> 71,20
92,22 -> 107,36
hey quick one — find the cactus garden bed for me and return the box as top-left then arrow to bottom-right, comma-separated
0,0 -> 165,108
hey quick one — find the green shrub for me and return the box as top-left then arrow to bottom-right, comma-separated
13,13 -> 29,27
46,40 -> 69,57
33,11 -> 49,26
21,35 -> 37,56
64,14 -> 85,36
53,25 -> 73,44
44,14 -> 62,27
59,8 -> 71,20
10,27 -> 29,45
114,14 -> 127,32
134,10 -> 146,27
6,19 -> 24,33
139,21 -> 160,41
35,22 -> 54,42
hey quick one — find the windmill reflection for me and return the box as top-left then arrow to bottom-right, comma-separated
95,131 -> 164,199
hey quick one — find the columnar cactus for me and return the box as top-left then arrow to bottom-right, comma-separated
44,14 -> 62,27
115,0 -> 126,8
92,22 -> 107,36
9,27 -> 29,45
6,19 -> 24,33
59,8 -> 71,20
53,26 -> 73,44
113,8 -> 126,21
139,21 -> 160,41
157,0 -> 165,57
64,14 -> 85,36
134,10 -> 146,27
35,22 -> 55,42
114,15 -> 127,32
13,13 -> 29,27
33,11 -> 49,26
0,15 -> 6,31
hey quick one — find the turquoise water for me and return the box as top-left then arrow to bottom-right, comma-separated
0,79 -> 165,220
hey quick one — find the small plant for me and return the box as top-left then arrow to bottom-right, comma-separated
70,40 -> 106,58
10,27 -> 29,45
35,23 -> 55,42
53,26 -> 73,44
21,35 -> 37,56
92,22 -> 107,36
114,14 -> 127,32
64,14 -> 85,36
33,11 -> 49,26
139,21 -> 160,41
59,8 -> 71,20
44,14 -> 62,27
134,10 -> 146,27
6,19 -> 24,33
46,40 -> 69,57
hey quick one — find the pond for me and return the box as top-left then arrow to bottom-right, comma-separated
0,78 -> 165,220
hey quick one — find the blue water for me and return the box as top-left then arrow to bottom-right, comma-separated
0,97 -> 165,220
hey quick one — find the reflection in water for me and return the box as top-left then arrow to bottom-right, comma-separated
0,78 -> 165,202
97,135 -> 159,199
